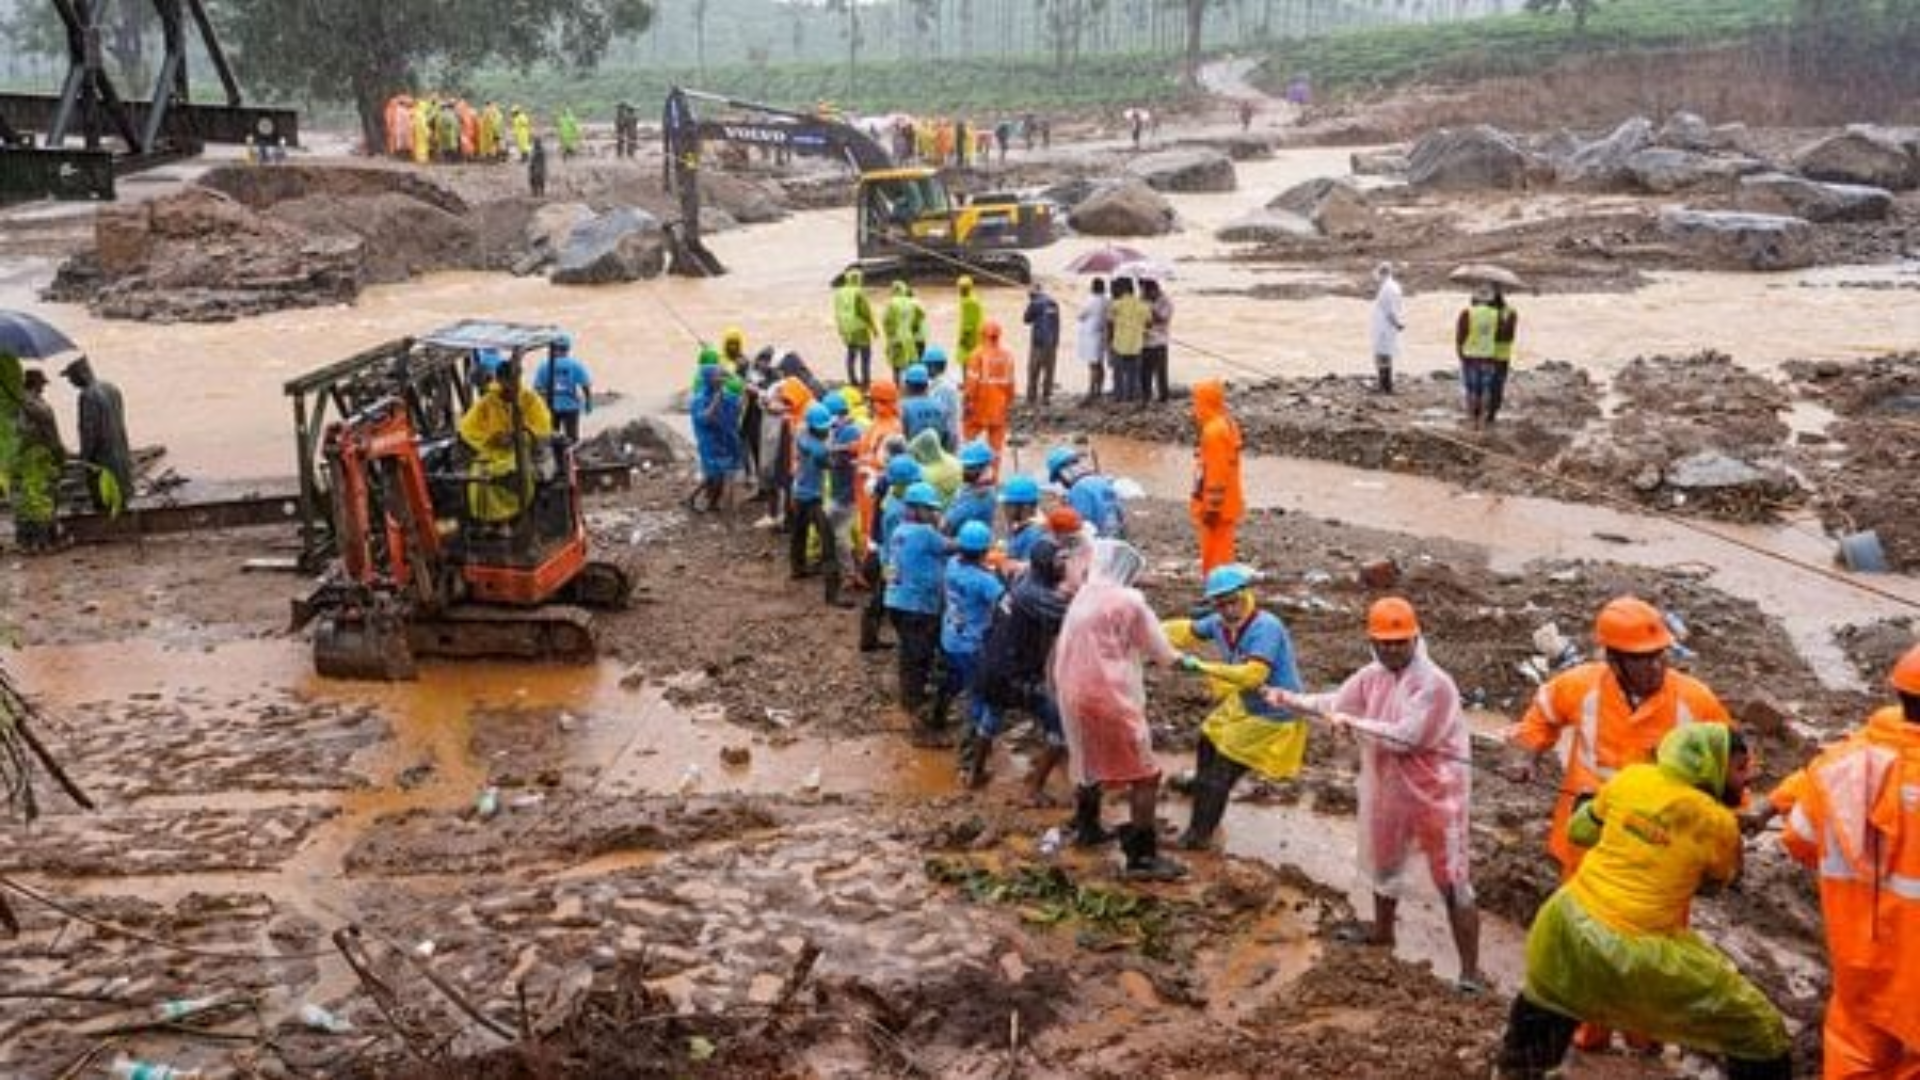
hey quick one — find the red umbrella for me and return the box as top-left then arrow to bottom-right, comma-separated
1065,245 -> 1149,275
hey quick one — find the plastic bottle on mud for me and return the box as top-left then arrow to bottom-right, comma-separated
676,764 -> 702,796
298,1002 -> 354,1034
475,786 -> 501,820
110,1056 -> 199,1080
1038,827 -> 1063,859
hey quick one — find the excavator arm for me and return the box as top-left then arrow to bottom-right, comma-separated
663,86 -> 894,277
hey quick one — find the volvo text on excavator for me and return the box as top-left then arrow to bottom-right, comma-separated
290,321 -> 630,680
662,87 -> 1055,283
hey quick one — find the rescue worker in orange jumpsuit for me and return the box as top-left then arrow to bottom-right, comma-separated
1766,643 -> 1920,1079
855,379 -> 903,583
1189,377 -> 1243,574
962,320 -> 1015,462
1508,594 -> 1733,1054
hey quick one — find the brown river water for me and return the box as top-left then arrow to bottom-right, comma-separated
0,148 -> 1915,484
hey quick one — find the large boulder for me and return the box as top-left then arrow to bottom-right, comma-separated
1624,148 -> 1764,194
1792,126 -> 1918,191
1267,176 -> 1377,237
1735,172 -> 1893,223
1068,179 -> 1176,236
1349,148 -> 1409,177
1215,208 -> 1319,244
549,207 -> 666,285
1406,125 -> 1531,190
1657,208 -> 1816,272
525,202 -> 595,257
1124,148 -> 1237,193
1555,116 -> 1655,187
1654,111 -> 1716,152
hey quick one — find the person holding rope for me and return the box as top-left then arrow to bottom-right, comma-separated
1508,594 -> 1733,1055
1163,564 -> 1307,851
1268,597 -> 1487,993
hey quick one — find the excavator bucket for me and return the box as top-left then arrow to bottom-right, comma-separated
313,609 -> 418,681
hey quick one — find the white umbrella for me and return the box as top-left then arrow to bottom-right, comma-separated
1112,258 -> 1175,282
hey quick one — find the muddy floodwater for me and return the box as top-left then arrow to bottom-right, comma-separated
2,148 -> 1917,483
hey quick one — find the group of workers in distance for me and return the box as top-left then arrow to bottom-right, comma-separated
684,298 -> 1914,1077
380,94 -> 583,167
833,269 -> 1180,413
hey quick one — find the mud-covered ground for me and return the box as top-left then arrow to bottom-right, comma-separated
4,442 -> 1887,1076
1018,350 -> 1915,534
1785,352 -> 1920,571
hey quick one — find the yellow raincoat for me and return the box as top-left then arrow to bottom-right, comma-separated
1164,603 -> 1308,779
1522,725 -> 1789,1061
459,382 -> 553,522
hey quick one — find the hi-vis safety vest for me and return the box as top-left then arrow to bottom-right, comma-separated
1462,303 -> 1502,360
1493,305 -> 1517,363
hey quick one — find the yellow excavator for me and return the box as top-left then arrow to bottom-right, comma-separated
663,87 -> 1056,283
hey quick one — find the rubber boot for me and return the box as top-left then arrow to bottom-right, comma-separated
1070,784 -> 1117,847
1179,776 -> 1231,850
1121,824 -> 1187,881
958,733 -> 992,789
1378,366 -> 1394,394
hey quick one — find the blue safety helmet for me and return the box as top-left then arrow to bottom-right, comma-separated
922,346 -> 949,370
887,456 -> 924,486
553,333 -> 573,352
956,520 -> 993,554
475,348 -> 507,377
833,422 -> 864,448
804,402 -> 833,433
999,476 -> 1041,505
825,391 -> 850,417
903,364 -> 931,389
1203,564 -> 1258,600
1045,446 -> 1080,480
905,481 -> 943,509
958,441 -> 995,470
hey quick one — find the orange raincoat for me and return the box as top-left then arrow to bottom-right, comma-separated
1513,662 -> 1732,874
1189,377 -> 1243,573
1777,707 -> 1920,1078
962,321 -> 1015,460
857,380 -> 903,543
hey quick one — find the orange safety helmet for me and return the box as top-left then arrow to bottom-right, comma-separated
1367,597 -> 1420,641
1046,506 -> 1083,536
1892,642 -> 1920,696
1593,596 -> 1674,655
868,379 -> 899,404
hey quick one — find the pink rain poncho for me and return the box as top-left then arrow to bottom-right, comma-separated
1051,541 -> 1178,787
1301,644 -> 1473,898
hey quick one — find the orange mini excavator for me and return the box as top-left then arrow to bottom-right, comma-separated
292,322 -> 629,680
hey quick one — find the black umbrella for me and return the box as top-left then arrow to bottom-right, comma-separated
0,310 -> 78,361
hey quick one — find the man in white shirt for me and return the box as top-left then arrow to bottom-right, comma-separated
1370,262 -> 1405,394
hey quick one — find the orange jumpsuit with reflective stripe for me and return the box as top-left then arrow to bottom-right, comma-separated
1778,707 -> 1920,1079
1189,378 -> 1243,574
1514,662 -> 1732,875
962,324 -> 1015,461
